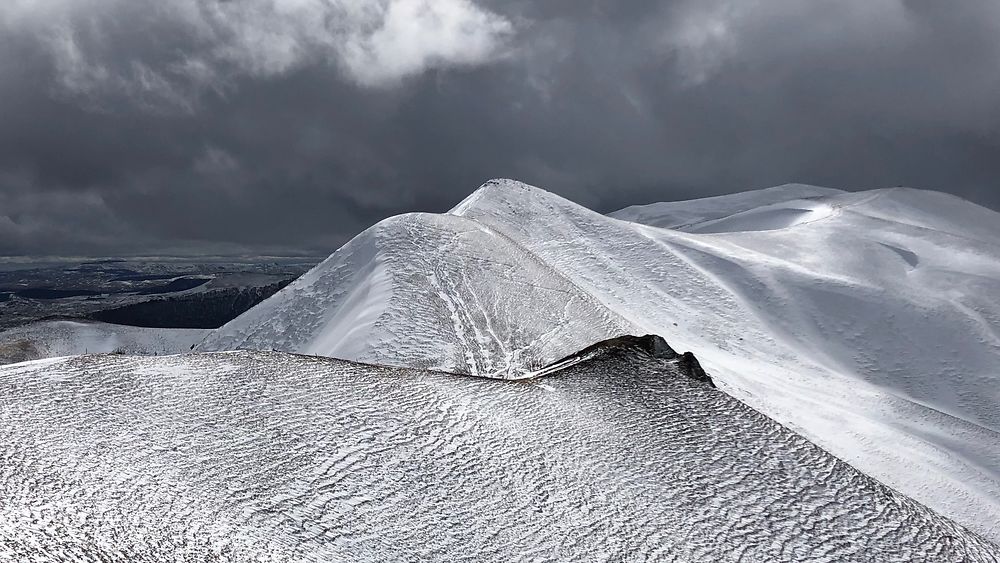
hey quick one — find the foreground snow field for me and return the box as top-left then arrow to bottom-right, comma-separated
201,179 -> 1000,541
2,340 -> 997,561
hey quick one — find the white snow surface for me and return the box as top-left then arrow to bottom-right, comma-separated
201,179 -> 1000,541
609,183 -> 845,230
0,320 -> 209,364
200,210 -> 634,377
2,350 -> 998,561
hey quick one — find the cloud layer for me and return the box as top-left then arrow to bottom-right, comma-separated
3,0 -> 513,111
1,0 -> 999,255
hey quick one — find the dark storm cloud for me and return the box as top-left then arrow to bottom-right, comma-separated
1,0 -> 999,256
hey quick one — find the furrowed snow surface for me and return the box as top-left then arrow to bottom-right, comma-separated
200,179 -> 1000,541
2,343 -> 997,561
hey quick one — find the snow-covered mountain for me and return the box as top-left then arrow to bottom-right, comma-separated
2,342 -> 997,561
198,208 -> 636,377
200,179 -> 1000,542
610,183 -> 845,230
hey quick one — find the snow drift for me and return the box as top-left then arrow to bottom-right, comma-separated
200,179 -> 1000,542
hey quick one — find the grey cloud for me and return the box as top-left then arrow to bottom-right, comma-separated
2,0 -> 514,112
0,0 -> 999,256
0,171 -> 133,255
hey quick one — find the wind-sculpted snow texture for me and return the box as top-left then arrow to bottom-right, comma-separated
202,179 -> 1000,541
1,346 -> 998,562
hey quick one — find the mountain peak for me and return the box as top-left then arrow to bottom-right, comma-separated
198,179 -> 1000,541
449,178 -> 552,216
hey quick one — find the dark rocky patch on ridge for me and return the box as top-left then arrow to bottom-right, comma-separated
677,351 -> 712,386
540,334 -> 715,387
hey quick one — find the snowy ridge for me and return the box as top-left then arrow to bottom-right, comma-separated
2,350 -> 997,561
201,179 -> 1000,541
609,183 -> 845,230
200,211 -> 637,378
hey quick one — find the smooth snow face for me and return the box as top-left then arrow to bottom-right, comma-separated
681,199 -> 836,233
2,351 -> 997,561
0,320 -> 209,364
609,184 -> 844,230
605,187 -> 1000,435
200,212 -> 636,377
202,179 -> 1000,542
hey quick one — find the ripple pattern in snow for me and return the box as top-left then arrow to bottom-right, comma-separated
1,345 -> 997,561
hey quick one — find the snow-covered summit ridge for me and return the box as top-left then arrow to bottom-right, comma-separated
200,178 -> 1000,541
612,183 -> 1000,242
198,198 -> 641,378
610,183 -> 845,230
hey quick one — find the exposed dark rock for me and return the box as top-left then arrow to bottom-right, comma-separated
556,334 -> 678,362
540,333 -> 714,387
677,351 -> 714,387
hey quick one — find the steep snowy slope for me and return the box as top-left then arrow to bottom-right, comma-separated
201,179 -> 1000,541
0,320 -> 209,364
2,343 -> 997,561
200,212 -> 635,377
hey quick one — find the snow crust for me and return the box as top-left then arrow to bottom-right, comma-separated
200,179 -> 1000,541
2,351 -> 997,561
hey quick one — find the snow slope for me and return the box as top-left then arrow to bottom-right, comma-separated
199,212 -> 635,377
0,320 -> 209,364
609,183 -> 844,229
2,345 -> 997,561
201,179 -> 1000,541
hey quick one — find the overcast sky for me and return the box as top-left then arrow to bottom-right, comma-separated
2,0 -> 999,256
